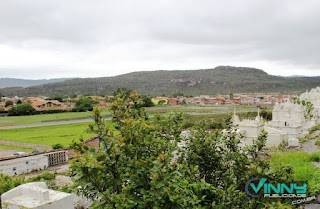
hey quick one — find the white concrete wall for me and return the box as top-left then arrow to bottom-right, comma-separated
0,155 -> 48,176
239,125 -> 264,138
1,182 -> 74,209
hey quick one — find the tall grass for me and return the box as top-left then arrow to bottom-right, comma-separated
270,152 -> 320,195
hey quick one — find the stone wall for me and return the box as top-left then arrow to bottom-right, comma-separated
0,155 -> 48,176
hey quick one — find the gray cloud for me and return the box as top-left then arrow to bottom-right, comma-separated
0,0 -> 319,79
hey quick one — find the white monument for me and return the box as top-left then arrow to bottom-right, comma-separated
232,108 -> 287,146
1,182 -> 74,209
267,101 -> 306,138
300,87 -> 320,123
232,87 -> 320,147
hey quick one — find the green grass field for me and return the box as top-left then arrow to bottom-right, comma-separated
0,144 -> 34,152
0,105 -> 261,127
0,110 -> 111,127
0,123 -> 96,147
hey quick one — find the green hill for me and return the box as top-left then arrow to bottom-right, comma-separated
0,78 -> 74,88
1,66 -> 320,97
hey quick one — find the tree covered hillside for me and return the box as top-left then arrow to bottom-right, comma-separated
1,66 -> 320,97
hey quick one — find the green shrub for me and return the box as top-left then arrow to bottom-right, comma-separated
316,139 -> 320,146
27,171 -> 56,182
181,121 -> 194,129
8,103 -> 35,116
310,153 -> 320,162
309,124 -> 320,135
52,143 -> 63,149
72,97 -> 97,112
208,121 -> 223,129
298,136 -> 308,143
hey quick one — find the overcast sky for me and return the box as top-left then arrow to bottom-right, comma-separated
0,0 -> 319,79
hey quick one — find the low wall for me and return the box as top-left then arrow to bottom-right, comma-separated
0,155 -> 48,176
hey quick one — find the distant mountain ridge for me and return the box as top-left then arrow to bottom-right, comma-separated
1,66 -> 320,97
0,78 -> 74,88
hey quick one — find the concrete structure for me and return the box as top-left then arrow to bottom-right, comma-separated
232,86 -> 320,147
300,87 -> 320,122
266,102 -> 307,138
232,109 -> 287,146
1,182 -> 73,209
267,101 -> 318,138
44,150 -> 68,166
288,138 -> 299,147
0,150 -> 69,176
0,155 -> 48,176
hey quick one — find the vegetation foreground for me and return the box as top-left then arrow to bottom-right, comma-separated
67,91 -> 309,208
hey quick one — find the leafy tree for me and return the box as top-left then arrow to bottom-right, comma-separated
73,97 -> 97,112
105,96 -> 115,103
49,94 -> 64,102
141,95 -> 154,107
293,97 -> 314,120
229,92 -> 234,99
5,100 -> 13,107
260,108 -> 272,121
8,103 -> 35,116
158,100 -> 166,105
172,92 -> 184,98
179,120 -> 294,208
70,90 -> 295,208
113,87 -> 132,98
16,99 -> 22,104
70,92 -> 207,208
70,94 -> 78,99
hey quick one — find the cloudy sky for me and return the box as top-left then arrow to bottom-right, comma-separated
0,0 -> 319,79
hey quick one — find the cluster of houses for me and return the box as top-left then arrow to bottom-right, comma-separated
154,93 -> 297,106
0,96 -> 74,113
0,93 -> 300,113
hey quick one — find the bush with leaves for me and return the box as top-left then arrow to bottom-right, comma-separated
5,100 -> 13,107
72,97 -> 97,112
69,90 -> 296,208
141,95 -> 155,107
8,103 -> 35,116
52,143 -> 63,149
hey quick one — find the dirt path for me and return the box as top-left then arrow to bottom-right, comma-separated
300,139 -> 320,153
0,139 -> 51,150
297,130 -> 320,153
